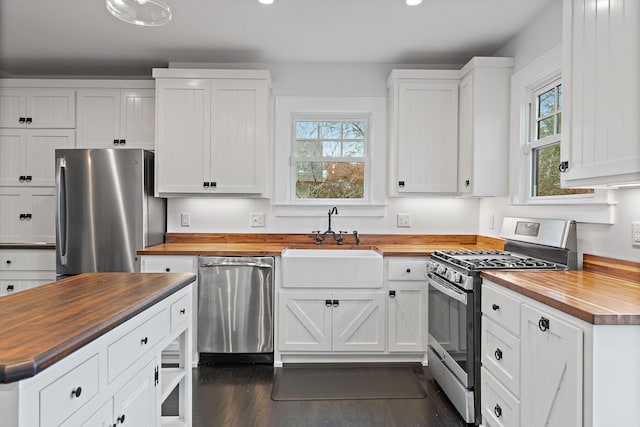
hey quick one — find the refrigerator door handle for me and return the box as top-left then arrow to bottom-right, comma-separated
56,157 -> 68,266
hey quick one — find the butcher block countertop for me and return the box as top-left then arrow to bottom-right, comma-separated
0,272 -> 195,383
481,255 -> 640,325
137,233 -> 505,257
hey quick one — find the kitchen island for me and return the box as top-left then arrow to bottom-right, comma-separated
0,272 -> 195,427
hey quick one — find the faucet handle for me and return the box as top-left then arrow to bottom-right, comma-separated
338,230 -> 348,234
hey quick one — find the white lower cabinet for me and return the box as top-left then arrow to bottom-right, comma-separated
0,249 -> 55,296
386,258 -> 427,352
1,284 -> 193,427
278,291 -> 385,352
482,280 -> 640,427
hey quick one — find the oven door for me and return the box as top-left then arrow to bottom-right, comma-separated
427,272 -> 475,388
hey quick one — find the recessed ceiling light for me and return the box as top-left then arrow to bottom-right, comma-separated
406,0 -> 422,5
259,0 -> 274,4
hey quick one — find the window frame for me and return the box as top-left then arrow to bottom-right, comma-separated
290,114 -> 370,202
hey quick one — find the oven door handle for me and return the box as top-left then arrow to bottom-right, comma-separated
426,273 -> 468,305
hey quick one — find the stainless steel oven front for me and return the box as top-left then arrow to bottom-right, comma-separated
426,271 -> 480,423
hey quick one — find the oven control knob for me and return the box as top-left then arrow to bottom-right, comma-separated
437,265 -> 446,275
455,273 -> 463,284
426,261 -> 435,272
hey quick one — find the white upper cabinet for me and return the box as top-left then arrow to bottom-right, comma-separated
388,70 -> 459,195
0,88 -> 75,129
457,58 -> 513,196
77,88 -> 155,149
561,0 -> 640,186
154,69 -> 271,196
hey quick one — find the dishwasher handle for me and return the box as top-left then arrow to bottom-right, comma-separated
200,261 -> 273,269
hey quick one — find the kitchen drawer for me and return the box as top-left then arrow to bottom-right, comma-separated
40,354 -> 99,427
0,250 -> 55,271
141,256 -> 196,273
387,259 -> 427,281
107,308 -> 170,382
482,318 -> 520,397
481,367 -> 520,427
482,283 -> 520,337
170,292 -> 191,332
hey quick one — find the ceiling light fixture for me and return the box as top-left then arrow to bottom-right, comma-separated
406,0 -> 422,5
106,0 -> 172,26
258,0 -> 274,4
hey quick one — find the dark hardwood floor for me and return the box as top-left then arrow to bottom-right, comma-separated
166,363 -> 469,427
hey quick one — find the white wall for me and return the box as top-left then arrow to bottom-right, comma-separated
167,61 -> 481,236
480,1 -> 640,263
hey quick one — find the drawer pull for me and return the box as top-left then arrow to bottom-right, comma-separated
165,267 -> 171,272
389,290 -> 396,298
494,404 -> 502,418
492,304 -> 499,311
538,317 -> 550,332
7,285 -> 14,292
325,299 -> 332,307
140,337 -> 148,345
71,386 -> 82,398
117,414 -> 126,424
494,348 -> 503,361
406,268 -> 411,273
332,299 -> 340,307
180,308 -> 186,314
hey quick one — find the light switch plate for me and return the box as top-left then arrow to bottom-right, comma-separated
633,221 -> 640,245
250,212 -> 265,228
397,213 -> 411,228
180,212 -> 190,227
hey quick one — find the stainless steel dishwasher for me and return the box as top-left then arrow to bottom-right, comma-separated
197,256 -> 274,364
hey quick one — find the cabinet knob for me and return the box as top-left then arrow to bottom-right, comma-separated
113,139 -> 119,146
211,182 -> 217,188
492,304 -> 500,311
18,117 -> 26,124
7,285 -> 14,292
119,139 -> 126,145
538,317 -> 550,332
465,179 -> 470,187
71,386 -> 82,398
140,337 -> 148,345
180,308 -> 186,314
6,260 -> 11,264
406,268 -> 411,273
165,267 -> 171,272
398,180 -> 405,188
332,299 -> 339,307
494,348 -> 503,361
325,299 -> 332,307
18,175 -> 26,183
117,414 -> 126,424
25,117 -> 32,124
389,290 -> 396,298
25,175 -> 32,182
494,404 -> 502,418
203,182 -> 210,188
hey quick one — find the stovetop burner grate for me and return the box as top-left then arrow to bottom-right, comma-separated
432,250 -> 561,271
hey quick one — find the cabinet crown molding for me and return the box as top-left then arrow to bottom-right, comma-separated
152,68 -> 272,84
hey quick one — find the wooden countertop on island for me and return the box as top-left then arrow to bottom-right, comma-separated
0,272 -> 195,383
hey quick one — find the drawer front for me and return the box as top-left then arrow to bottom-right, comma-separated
40,354 -> 99,427
0,250 -> 55,271
387,259 -> 427,281
141,256 -> 196,273
170,292 -> 191,332
482,318 -> 520,397
107,309 -> 170,382
482,284 -> 521,337
481,367 -> 520,427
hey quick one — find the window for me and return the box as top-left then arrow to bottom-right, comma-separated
529,80 -> 592,198
292,117 -> 368,200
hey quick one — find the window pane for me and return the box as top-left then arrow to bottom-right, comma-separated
556,112 -> 562,134
537,117 -> 555,139
533,143 -> 593,197
322,141 -> 340,156
319,121 -> 342,138
343,121 -> 366,139
295,161 -> 364,199
343,141 -> 365,157
557,84 -> 562,109
538,88 -> 556,117
295,140 -> 321,157
296,121 -> 317,138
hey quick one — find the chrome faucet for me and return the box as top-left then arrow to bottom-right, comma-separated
312,206 -> 347,245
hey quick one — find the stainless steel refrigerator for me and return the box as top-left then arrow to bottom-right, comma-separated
55,149 -> 166,277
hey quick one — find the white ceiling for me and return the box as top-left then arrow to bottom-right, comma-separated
0,0 -> 554,77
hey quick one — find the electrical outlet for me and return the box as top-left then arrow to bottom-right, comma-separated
250,212 -> 265,228
633,221 -> 640,245
397,213 -> 411,228
180,212 -> 190,227
488,214 -> 495,230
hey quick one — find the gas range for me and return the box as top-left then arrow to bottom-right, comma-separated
426,217 -> 577,425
